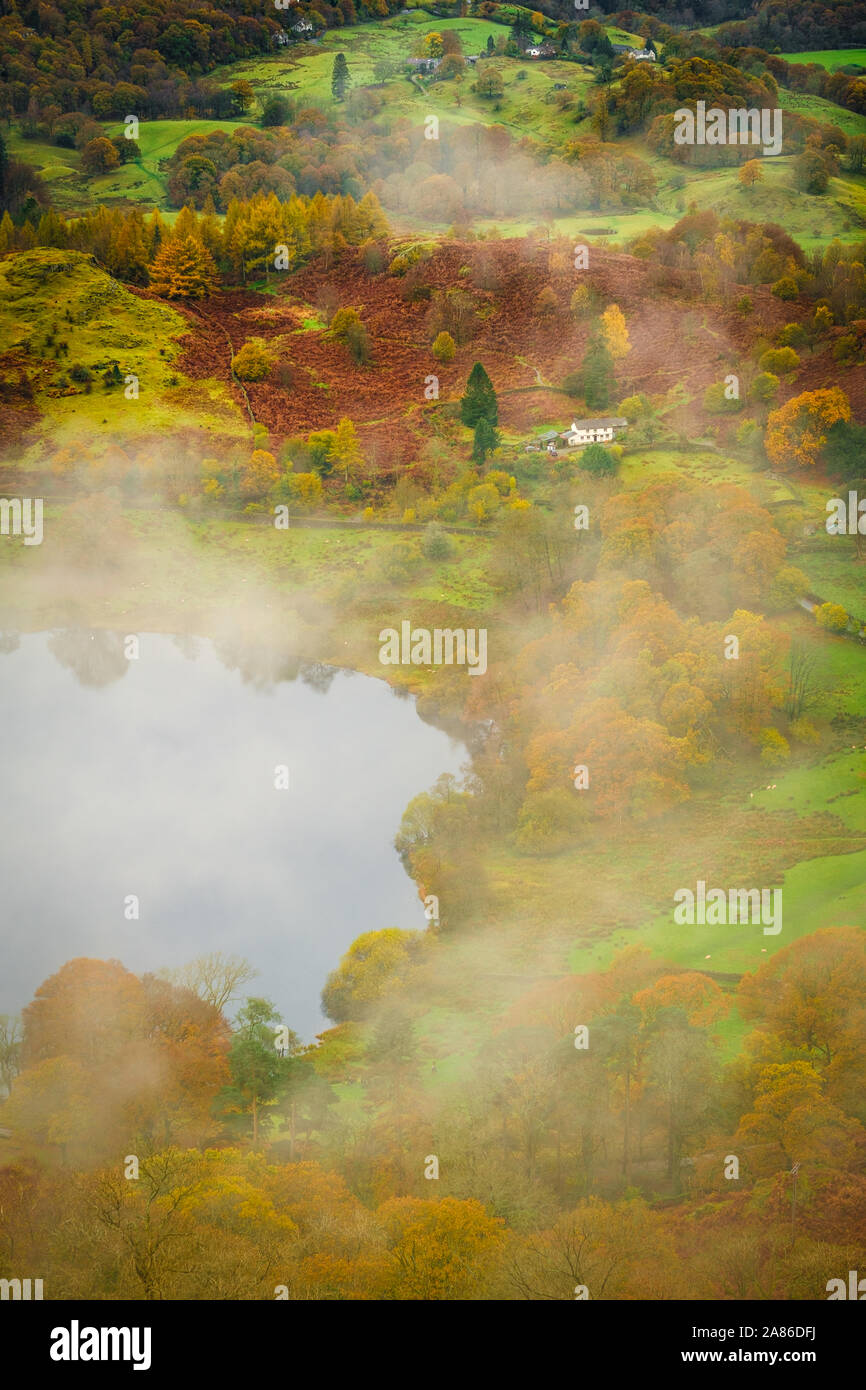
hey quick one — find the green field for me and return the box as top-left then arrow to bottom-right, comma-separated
9,14 -> 866,248
214,16 -> 598,145
653,147 -> 866,249
9,120 -> 248,214
781,49 -> 866,72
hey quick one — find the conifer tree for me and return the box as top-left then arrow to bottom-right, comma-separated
460,361 -> 498,428
472,416 -> 500,466
332,53 -> 350,101
0,210 -> 15,254
580,330 -> 615,410
0,132 -> 8,215
149,235 -> 219,300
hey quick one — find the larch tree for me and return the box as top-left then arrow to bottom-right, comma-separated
327,416 -> 364,484
149,235 -> 219,299
600,303 -> 631,360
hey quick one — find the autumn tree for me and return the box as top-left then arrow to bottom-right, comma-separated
378,1196 -> 505,1299
735,1061 -> 862,1174
149,235 -> 219,300
240,448 -> 280,499
764,388 -> 851,470
738,159 -> 763,188
476,67 -> 504,99
81,137 -> 120,175
600,304 -> 631,361
815,601 -> 849,632
326,416 -> 364,485
231,79 -> 255,114
509,1198 -> 685,1300
321,929 -> 422,1023
738,927 -> 866,1110
7,959 -> 229,1161
327,306 -> 370,365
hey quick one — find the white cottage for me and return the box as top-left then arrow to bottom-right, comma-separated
559,417 -> 628,449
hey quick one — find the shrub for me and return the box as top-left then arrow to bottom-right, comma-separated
703,381 -> 743,414
377,537 -> 421,582
759,346 -> 800,375
768,564 -> 809,610
570,284 -> 593,319
771,277 -> 799,301
790,717 -> 820,744
618,393 -> 651,421
580,442 -> 616,475
432,331 -> 457,362
749,371 -> 779,404
232,339 -> 272,381
290,471 -> 324,506
760,728 -> 791,766
422,521 -> 454,561
815,601 -> 849,632
514,788 -> 587,853
833,333 -> 859,363
777,322 -> 807,349
361,239 -> 387,274
240,448 -> 280,499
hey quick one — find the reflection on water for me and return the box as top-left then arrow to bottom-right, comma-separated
0,631 -> 465,1038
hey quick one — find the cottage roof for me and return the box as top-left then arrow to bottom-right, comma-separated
566,417 -> 628,431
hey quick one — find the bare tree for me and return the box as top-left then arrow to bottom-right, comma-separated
0,1015 -> 21,1097
784,640 -> 819,720
162,953 -> 257,1014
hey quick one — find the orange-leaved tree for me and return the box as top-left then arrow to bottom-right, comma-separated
764,387 -> 850,470
149,235 -> 219,299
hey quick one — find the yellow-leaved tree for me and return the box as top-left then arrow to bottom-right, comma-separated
149,235 -> 218,300
600,303 -> 631,360
240,449 -> 280,499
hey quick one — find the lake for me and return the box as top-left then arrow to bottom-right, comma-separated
0,630 -> 465,1038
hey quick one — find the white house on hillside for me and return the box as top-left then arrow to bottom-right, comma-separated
533,417 -> 628,454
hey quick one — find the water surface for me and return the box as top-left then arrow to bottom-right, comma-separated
0,630 -> 464,1037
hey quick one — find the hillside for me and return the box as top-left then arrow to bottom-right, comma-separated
0,250 -> 248,468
